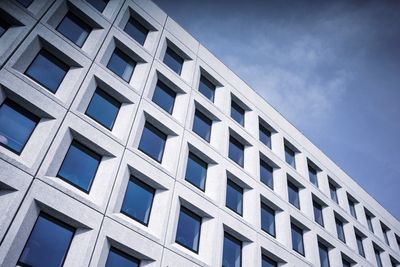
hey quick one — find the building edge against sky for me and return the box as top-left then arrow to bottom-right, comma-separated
0,0 -> 399,266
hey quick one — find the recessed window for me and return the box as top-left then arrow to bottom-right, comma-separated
229,136 -> 244,167
348,197 -> 357,219
318,242 -> 330,267
105,247 -> 140,267
0,17 -> 10,38
107,48 -> 136,82
355,233 -> 365,257
342,258 -> 352,267
291,223 -> 304,256
18,214 -> 75,267
231,100 -> 245,126
381,223 -> 390,246
138,122 -> 167,163
85,89 -> 121,130
175,206 -> 202,253
259,123 -> 271,149
163,47 -> 184,75
17,0 -> 33,8
335,218 -> 346,243
262,255 -> 277,267
226,179 -> 243,216
192,109 -> 212,142
185,152 -> 207,191
86,0 -> 109,12
288,181 -> 300,209
124,16 -> 148,46
308,164 -> 318,187
56,12 -> 91,47
198,75 -> 215,102
57,141 -> 101,192
365,212 -> 374,233
313,201 -> 324,227
260,159 -> 273,189
152,80 -> 176,114
329,182 -> 338,204
25,49 -> 69,93
0,99 -> 39,154
284,144 -> 296,169
222,233 -> 241,267
121,177 -> 155,225
261,203 -> 275,237
374,247 -> 383,267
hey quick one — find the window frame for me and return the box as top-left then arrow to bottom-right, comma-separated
163,46 -> 184,75
185,151 -> 208,192
198,74 -> 216,102
226,179 -> 244,216
230,99 -> 245,127
123,15 -> 149,46
175,206 -> 202,253
105,246 -> 141,267
138,122 -> 167,163
313,200 -> 324,227
106,47 -> 137,82
228,135 -> 244,167
261,202 -> 276,237
222,232 -> 242,267
56,11 -> 92,48
192,109 -> 212,142
335,217 -> 346,243
287,181 -> 300,209
291,223 -> 305,256
151,80 -> 177,115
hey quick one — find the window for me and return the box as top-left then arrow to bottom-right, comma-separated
86,0 -> 109,12
260,159 -> 273,189
198,75 -> 215,102
262,255 -> 277,267
107,48 -> 136,82
56,12 -> 91,47
261,203 -> 275,237
355,233 -> 365,257
192,109 -> 212,142
121,177 -> 155,225
17,0 -> 33,8
25,49 -> 69,93
348,198 -> 357,219
0,99 -> 39,154
152,80 -> 176,114
105,247 -> 140,267
335,218 -> 346,243
396,234 -> 400,251
308,164 -> 318,187
259,123 -> 271,149
329,182 -> 338,204
226,179 -> 243,216
288,181 -> 300,209
284,144 -> 296,168
365,212 -> 374,233
313,201 -> 324,227
138,122 -> 167,163
291,223 -> 304,256
124,16 -> 148,46
18,214 -> 74,267
222,233 -> 241,267
381,223 -> 390,246
85,89 -> 121,130
57,141 -> 101,192
342,258 -> 352,267
185,152 -> 207,191
229,136 -> 244,167
374,247 -> 383,267
175,206 -> 202,253
0,17 -> 10,38
231,100 -> 245,126
163,47 -> 184,75
391,256 -> 399,267
318,243 -> 330,267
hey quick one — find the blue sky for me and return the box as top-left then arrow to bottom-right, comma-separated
154,0 -> 400,220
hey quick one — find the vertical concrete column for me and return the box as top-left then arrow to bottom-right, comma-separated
295,152 -> 308,179
277,211 -> 292,249
272,132 -> 285,162
300,188 -> 314,220
329,248 -> 343,267
274,168 -> 288,200
304,231 -> 319,266
324,206 -> 337,237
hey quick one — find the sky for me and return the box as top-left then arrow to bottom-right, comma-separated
153,0 -> 400,220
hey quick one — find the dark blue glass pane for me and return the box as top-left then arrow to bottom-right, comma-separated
138,122 -> 167,162
124,16 -> 148,46
329,183 -> 338,203
121,177 -> 155,225
198,75 -> 215,102
313,201 -> 324,226
308,165 -> 318,187
288,182 -> 300,209
56,12 -> 91,47
86,0 -> 109,12
349,200 -> 357,219
261,204 -> 275,236
86,89 -> 120,130
0,18 -> 10,37
57,141 -> 101,192
193,110 -> 212,142
0,100 -> 39,154
105,247 -> 140,267
319,243 -> 330,267
356,236 -> 365,257
375,249 -> 383,267
107,48 -> 136,82
336,218 -> 345,242
152,81 -> 176,114
260,160 -> 273,189
229,136 -> 244,167
25,49 -> 69,93
259,124 -> 271,148
342,259 -> 351,267
262,255 -> 277,267
231,100 -> 244,126
17,0 -> 33,8
185,152 -> 207,191
163,47 -> 183,75
176,207 -> 201,252
226,180 -> 243,215
291,224 -> 304,255
366,216 -> 374,232
18,214 -> 74,267
284,145 -> 296,168
222,233 -> 241,267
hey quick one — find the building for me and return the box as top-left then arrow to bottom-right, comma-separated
0,0 -> 399,266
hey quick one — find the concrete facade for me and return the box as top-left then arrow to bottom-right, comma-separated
0,0 -> 399,266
